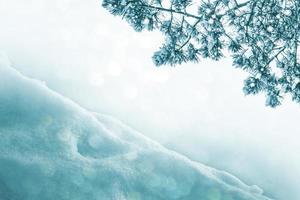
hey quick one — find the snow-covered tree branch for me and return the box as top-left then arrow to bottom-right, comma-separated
102,0 -> 300,107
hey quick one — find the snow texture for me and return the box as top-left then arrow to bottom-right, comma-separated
0,57 -> 272,200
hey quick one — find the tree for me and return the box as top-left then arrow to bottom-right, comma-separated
102,0 -> 300,107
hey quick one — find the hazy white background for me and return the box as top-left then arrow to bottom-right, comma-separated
1,0 -> 300,199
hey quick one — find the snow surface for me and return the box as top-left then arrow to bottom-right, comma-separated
0,57 -> 273,200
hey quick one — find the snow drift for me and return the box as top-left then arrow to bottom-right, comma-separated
0,58 -> 272,200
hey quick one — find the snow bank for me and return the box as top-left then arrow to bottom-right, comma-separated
0,57 -> 272,200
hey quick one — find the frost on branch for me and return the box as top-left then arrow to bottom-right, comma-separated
102,0 -> 300,107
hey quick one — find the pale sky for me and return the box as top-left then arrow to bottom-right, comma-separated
1,0 -> 300,199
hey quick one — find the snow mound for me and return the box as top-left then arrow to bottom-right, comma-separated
0,57 -> 272,200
